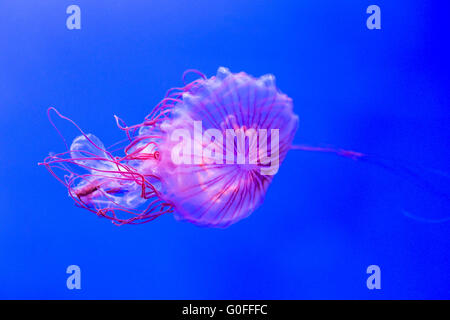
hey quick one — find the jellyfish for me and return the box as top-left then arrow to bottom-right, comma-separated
41,67 -> 450,227
41,67 -> 299,227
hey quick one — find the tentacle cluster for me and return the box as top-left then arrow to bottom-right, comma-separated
40,70 -> 206,225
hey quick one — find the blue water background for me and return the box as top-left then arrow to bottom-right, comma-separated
0,0 -> 449,299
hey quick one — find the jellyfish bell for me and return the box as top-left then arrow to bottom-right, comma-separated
155,67 -> 299,227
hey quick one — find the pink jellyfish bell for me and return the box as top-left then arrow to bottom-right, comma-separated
155,67 -> 299,227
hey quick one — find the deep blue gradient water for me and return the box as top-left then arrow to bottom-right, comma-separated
0,1 -> 449,299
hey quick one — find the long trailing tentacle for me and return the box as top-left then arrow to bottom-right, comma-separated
291,144 -> 450,223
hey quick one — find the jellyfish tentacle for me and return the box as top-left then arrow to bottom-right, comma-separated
291,143 -> 450,223
40,108 -> 174,225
